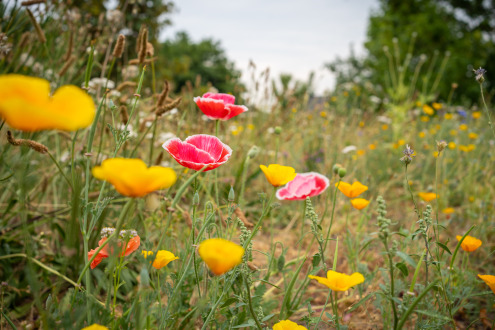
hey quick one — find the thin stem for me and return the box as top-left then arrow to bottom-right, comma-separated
47,151 -> 73,190
244,275 -> 263,330
324,179 -> 340,252
314,289 -> 331,329
479,83 -> 495,139
330,290 -> 340,329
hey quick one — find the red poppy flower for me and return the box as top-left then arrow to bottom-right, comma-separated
194,93 -> 248,121
162,134 -> 232,171
88,235 -> 141,269
276,172 -> 330,200
88,237 -> 110,269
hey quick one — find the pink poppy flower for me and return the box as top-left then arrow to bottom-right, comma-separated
276,172 -> 330,200
162,134 -> 232,171
194,93 -> 248,121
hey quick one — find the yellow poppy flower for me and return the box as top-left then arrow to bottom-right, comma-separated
259,164 -> 296,187
92,158 -> 177,197
448,142 -> 456,149
444,113 -> 453,120
478,274 -> 495,294
143,250 -> 179,269
423,105 -> 434,115
432,102 -> 442,110
336,181 -> 368,198
472,111 -> 481,119
456,235 -> 482,252
418,131 -> 426,138
468,132 -> 478,139
273,320 -> 308,330
381,124 -> 388,130
0,74 -> 95,132
198,238 -> 244,275
368,144 -> 376,150
308,270 -> 364,291
459,124 -> 468,131
418,192 -> 438,202
351,198 -> 370,210
420,116 -> 430,122
81,324 -> 108,330
442,207 -> 455,214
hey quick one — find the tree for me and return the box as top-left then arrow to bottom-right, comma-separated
157,31 -> 243,95
329,0 -> 494,104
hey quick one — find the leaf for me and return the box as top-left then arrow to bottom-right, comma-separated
312,253 -> 321,267
262,314 -> 276,322
436,242 -> 452,255
232,319 -> 255,328
395,262 -> 409,277
220,297 -> 238,308
396,251 -> 415,267
347,293 -> 374,313
257,279 -> 281,290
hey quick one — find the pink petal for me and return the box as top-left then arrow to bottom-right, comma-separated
194,97 -> 229,120
203,92 -> 235,104
163,138 -> 215,165
222,105 -> 248,121
276,172 -> 329,200
185,134 -> 225,162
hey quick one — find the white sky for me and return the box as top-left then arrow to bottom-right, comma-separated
161,0 -> 379,95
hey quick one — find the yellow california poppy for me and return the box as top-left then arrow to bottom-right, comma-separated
143,250 -> 179,269
198,238 -> 244,275
418,192 -> 438,202
478,274 -> 495,294
351,198 -> 370,210
92,158 -> 176,197
308,270 -> 364,291
259,164 -> 296,187
81,324 -> 109,330
0,74 -> 95,131
336,181 -> 368,198
456,235 -> 482,252
273,320 -> 308,330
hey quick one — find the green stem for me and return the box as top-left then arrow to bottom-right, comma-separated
244,275 -> 263,330
396,280 -> 439,329
324,179 -> 340,252
330,290 -> 340,329
47,151 -> 73,190
479,83 -> 495,139
314,289 -> 332,329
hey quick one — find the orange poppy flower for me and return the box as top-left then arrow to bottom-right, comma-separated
336,181 -> 368,198
456,235 -> 482,252
418,192 -> 438,202
351,198 -> 370,210
88,229 -> 141,269
478,274 -> 495,294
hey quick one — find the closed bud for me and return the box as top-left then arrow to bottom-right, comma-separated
228,186 -> 235,202
436,140 -> 447,153
274,126 -> 282,135
193,191 -> 199,206
139,267 -> 150,288
247,145 -> 260,159
338,167 -> 347,178
332,164 -> 341,175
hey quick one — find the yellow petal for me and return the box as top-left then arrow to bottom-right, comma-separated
81,324 -> 109,330
273,319 -> 308,330
456,235 -> 482,252
198,238 -> 244,275
349,181 -> 368,198
260,164 -> 296,187
351,198 -> 370,210
152,250 -> 179,269
0,74 -> 95,131
478,274 -> 495,294
92,158 -> 177,197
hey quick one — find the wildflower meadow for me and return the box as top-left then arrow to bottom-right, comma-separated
1,1 -> 495,329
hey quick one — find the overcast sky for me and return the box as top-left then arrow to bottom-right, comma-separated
160,0 -> 379,95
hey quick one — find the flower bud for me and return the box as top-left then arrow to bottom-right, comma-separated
247,145 -> 260,159
436,140 -> 447,153
193,191 -> 199,206
228,186 -> 235,202
338,167 -> 347,178
274,126 -> 282,135
332,164 -> 341,175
